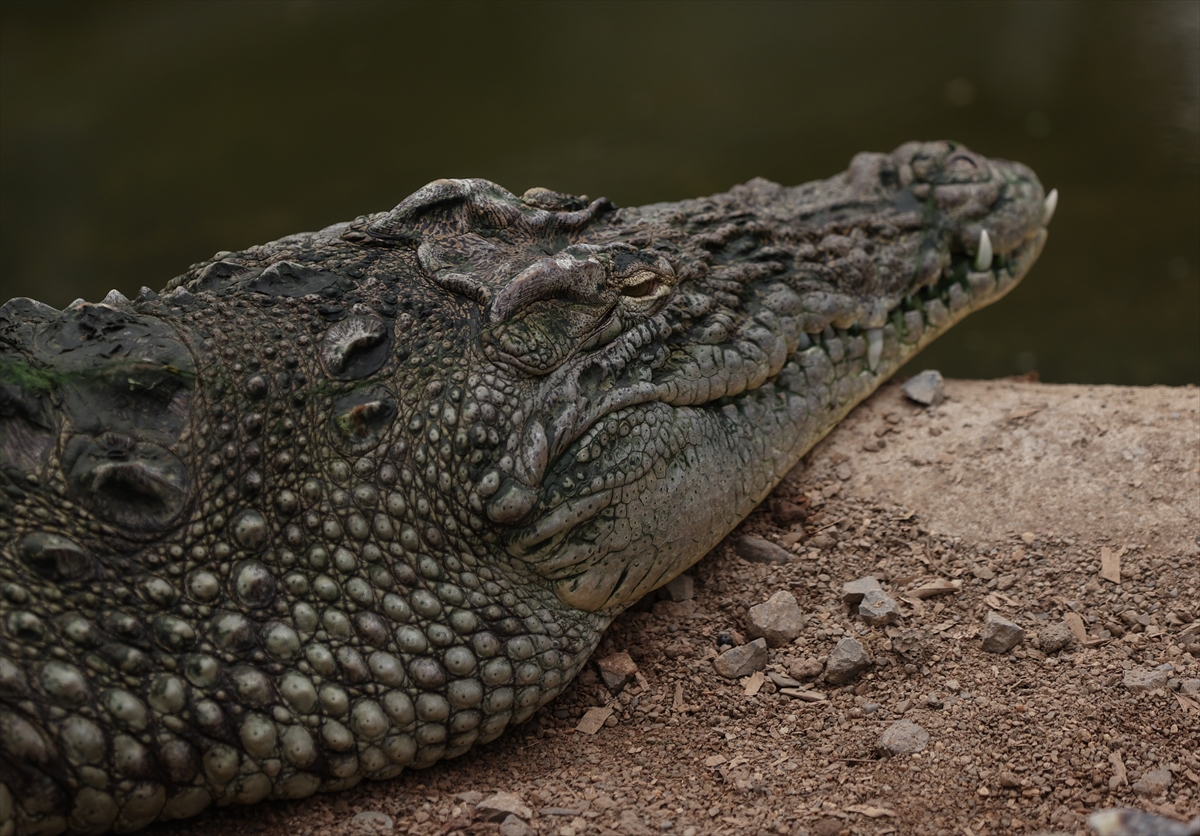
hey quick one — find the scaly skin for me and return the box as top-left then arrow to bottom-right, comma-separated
0,142 -> 1050,835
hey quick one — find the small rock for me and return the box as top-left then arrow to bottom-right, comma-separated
455,791 -> 484,805
824,637 -> 871,684
663,574 -> 695,602
787,657 -> 824,680
895,698 -> 913,714
835,462 -> 853,481
498,815 -> 533,836
971,564 -> 995,581
889,628 -> 925,662
1132,768 -> 1174,796
859,589 -> 900,627
351,811 -> 394,831
925,692 -> 943,709
746,590 -> 804,647
596,652 -> 638,693
809,533 -> 836,551
477,792 -> 533,823
998,772 -> 1022,789
712,638 -> 769,679
876,719 -> 930,756
842,576 -> 883,604
996,573 -> 1018,591
772,500 -> 808,526
1038,621 -> 1076,654
734,535 -> 792,564
1124,666 -> 1172,693
575,706 -> 614,735
903,369 -> 945,406
1090,808 -> 1200,836
981,610 -> 1025,654
1182,679 -> 1200,695
767,671 -> 802,688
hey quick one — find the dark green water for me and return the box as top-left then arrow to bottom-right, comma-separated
2,1 -> 1197,384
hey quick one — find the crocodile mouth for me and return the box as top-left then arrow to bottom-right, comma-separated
504,197 -> 1052,608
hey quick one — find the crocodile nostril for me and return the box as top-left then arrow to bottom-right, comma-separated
64,436 -> 189,531
16,533 -> 95,582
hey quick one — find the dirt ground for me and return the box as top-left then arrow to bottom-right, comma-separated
159,378 -> 1200,836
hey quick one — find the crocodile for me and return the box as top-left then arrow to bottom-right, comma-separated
0,141 -> 1053,835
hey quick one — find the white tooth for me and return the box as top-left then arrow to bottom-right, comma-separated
974,229 -> 993,272
866,328 -> 884,372
1042,188 -> 1058,226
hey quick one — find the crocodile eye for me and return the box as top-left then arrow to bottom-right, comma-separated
620,273 -> 660,299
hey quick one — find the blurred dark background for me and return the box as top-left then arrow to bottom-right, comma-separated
1,0 -> 1197,384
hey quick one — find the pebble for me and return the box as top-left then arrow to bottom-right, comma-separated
859,589 -> 900,627
787,657 -> 824,680
350,811 -> 394,831
842,576 -> 883,604
772,500 -> 808,526
1089,808 -> 1200,836
498,815 -> 533,836
712,638 -> 768,679
1131,768 -> 1174,796
876,719 -> 930,756
477,792 -> 533,823
663,574 -> 695,602
902,369 -> 945,406
889,628 -> 925,662
595,652 -> 638,693
734,535 -> 792,564
1038,620 -> 1076,654
981,610 -> 1025,654
746,590 -> 804,646
1123,665 -> 1173,693
824,637 -> 871,684
1182,679 -> 1200,695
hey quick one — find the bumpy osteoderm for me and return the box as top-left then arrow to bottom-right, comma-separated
0,142 -> 1052,835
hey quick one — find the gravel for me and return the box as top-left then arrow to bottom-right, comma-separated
152,379 -> 1199,836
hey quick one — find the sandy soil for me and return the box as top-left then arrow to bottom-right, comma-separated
158,378 -> 1200,836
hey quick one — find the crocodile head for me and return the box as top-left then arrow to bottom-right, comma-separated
0,141 -> 1052,834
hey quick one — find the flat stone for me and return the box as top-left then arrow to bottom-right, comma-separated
350,811 -> 394,831
712,638 -> 769,679
734,535 -> 792,564
859,588 -> 900,627
981,610 -> 1025,654
903,369 -> 945,406
575,706 -> 614,735
876,719 -> 930,756
1038,620 -> 1076,654
1123,665 -> 1172,693
746,590 -> 804,647
498,815 -> 533,836
787,657 -> 824,680
767,671 -> 802,688
842,575 -> 883,605
663,574 -> 695,602
772,500 -> 808,526
477,792 -> 533,823
1181,678 -> 1200,695
596,651 -> 638,693
1132,768 -> 1174,796
824,637 -> 871,684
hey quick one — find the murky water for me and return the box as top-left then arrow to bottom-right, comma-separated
2,1 -> 1197,384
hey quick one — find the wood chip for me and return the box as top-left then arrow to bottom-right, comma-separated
844,805 -> 897,818
1005,406 -> 1045,423
672,682 -> 685,711
907,578 -> 962,598
575,706 -> 613,735
1109,750 -> 1128,785
1176,693 -> 1200,715
779,688 -> 827,702
1100,546 -> 1121,584
742,670 -> 765,696
1064,611 -> 1088,643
